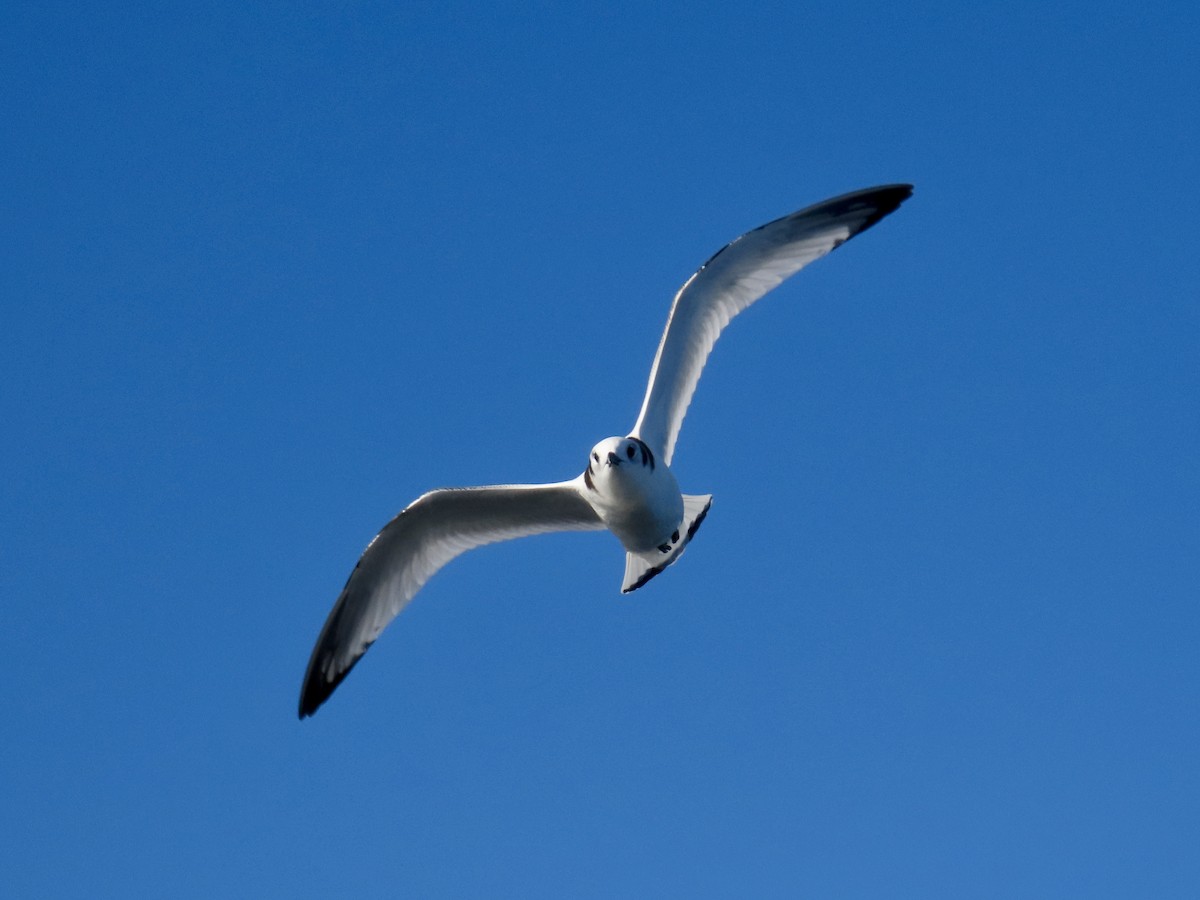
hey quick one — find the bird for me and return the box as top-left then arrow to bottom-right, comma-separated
299,183 -> 913,718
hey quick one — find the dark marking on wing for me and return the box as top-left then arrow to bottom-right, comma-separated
626,559 -> 669,592
689,184 -> 913,277
686,501 -> 710,540
300,634 -> 373,719
583,466 -> 596,491
625,497 -> 713,594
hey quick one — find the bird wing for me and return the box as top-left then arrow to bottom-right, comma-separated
631,184 -> 913,465
299,478 -> 603,717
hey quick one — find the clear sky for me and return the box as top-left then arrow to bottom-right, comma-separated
3,1 -> 1197,896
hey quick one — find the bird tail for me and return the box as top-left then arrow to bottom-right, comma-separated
620,493 -> 713,593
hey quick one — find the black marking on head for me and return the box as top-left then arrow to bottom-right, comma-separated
627,436 -> 656,470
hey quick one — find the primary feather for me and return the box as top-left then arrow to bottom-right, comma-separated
632,184 -> 913,464
299,481 -> 602,717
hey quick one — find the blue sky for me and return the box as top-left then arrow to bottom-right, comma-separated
3,1 -> 1197,896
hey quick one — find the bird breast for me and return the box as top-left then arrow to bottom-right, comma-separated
587,464 -> 684,553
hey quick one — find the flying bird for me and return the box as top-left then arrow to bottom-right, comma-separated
299,183 -> 913,717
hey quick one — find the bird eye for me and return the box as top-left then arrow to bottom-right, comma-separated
626,445 -> 635,459
592,452 -> 599,462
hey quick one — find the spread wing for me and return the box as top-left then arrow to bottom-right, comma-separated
631,184 -> 913,464
299,478 -> 603,717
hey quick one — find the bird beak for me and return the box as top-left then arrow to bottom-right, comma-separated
606,452 -> 621,467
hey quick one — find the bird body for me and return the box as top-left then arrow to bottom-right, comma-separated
583,436 -> 682,553
580,434 -> 712,594
299,184 -> 913,717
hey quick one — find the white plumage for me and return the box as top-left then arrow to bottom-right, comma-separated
300,184 -> 912,717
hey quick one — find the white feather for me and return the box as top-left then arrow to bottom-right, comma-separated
632,185 -> 913,464
300,480 -> 602,715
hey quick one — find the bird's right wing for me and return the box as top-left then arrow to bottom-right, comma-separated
299,478 -> 603,717
631,184 -> 913,465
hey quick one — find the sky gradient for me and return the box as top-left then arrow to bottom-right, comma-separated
3,1 -> 1198,896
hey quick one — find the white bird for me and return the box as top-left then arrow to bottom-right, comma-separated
299,184 -> 912,717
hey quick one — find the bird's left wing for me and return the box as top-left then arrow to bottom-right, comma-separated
299,478 -> 603,717
631,184 -> 912,465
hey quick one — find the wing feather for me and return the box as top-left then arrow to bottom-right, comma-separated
631,184 -> 913,464
299,478 -> 603,717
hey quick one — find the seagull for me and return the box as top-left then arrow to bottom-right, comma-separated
299,183 -> 913,718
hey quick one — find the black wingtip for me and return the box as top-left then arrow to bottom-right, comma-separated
297,640 -> 368,719
297,662 -> 348,719
837,183 -> 914,237
297,685 -> 324,720
298,666 -> 335,719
